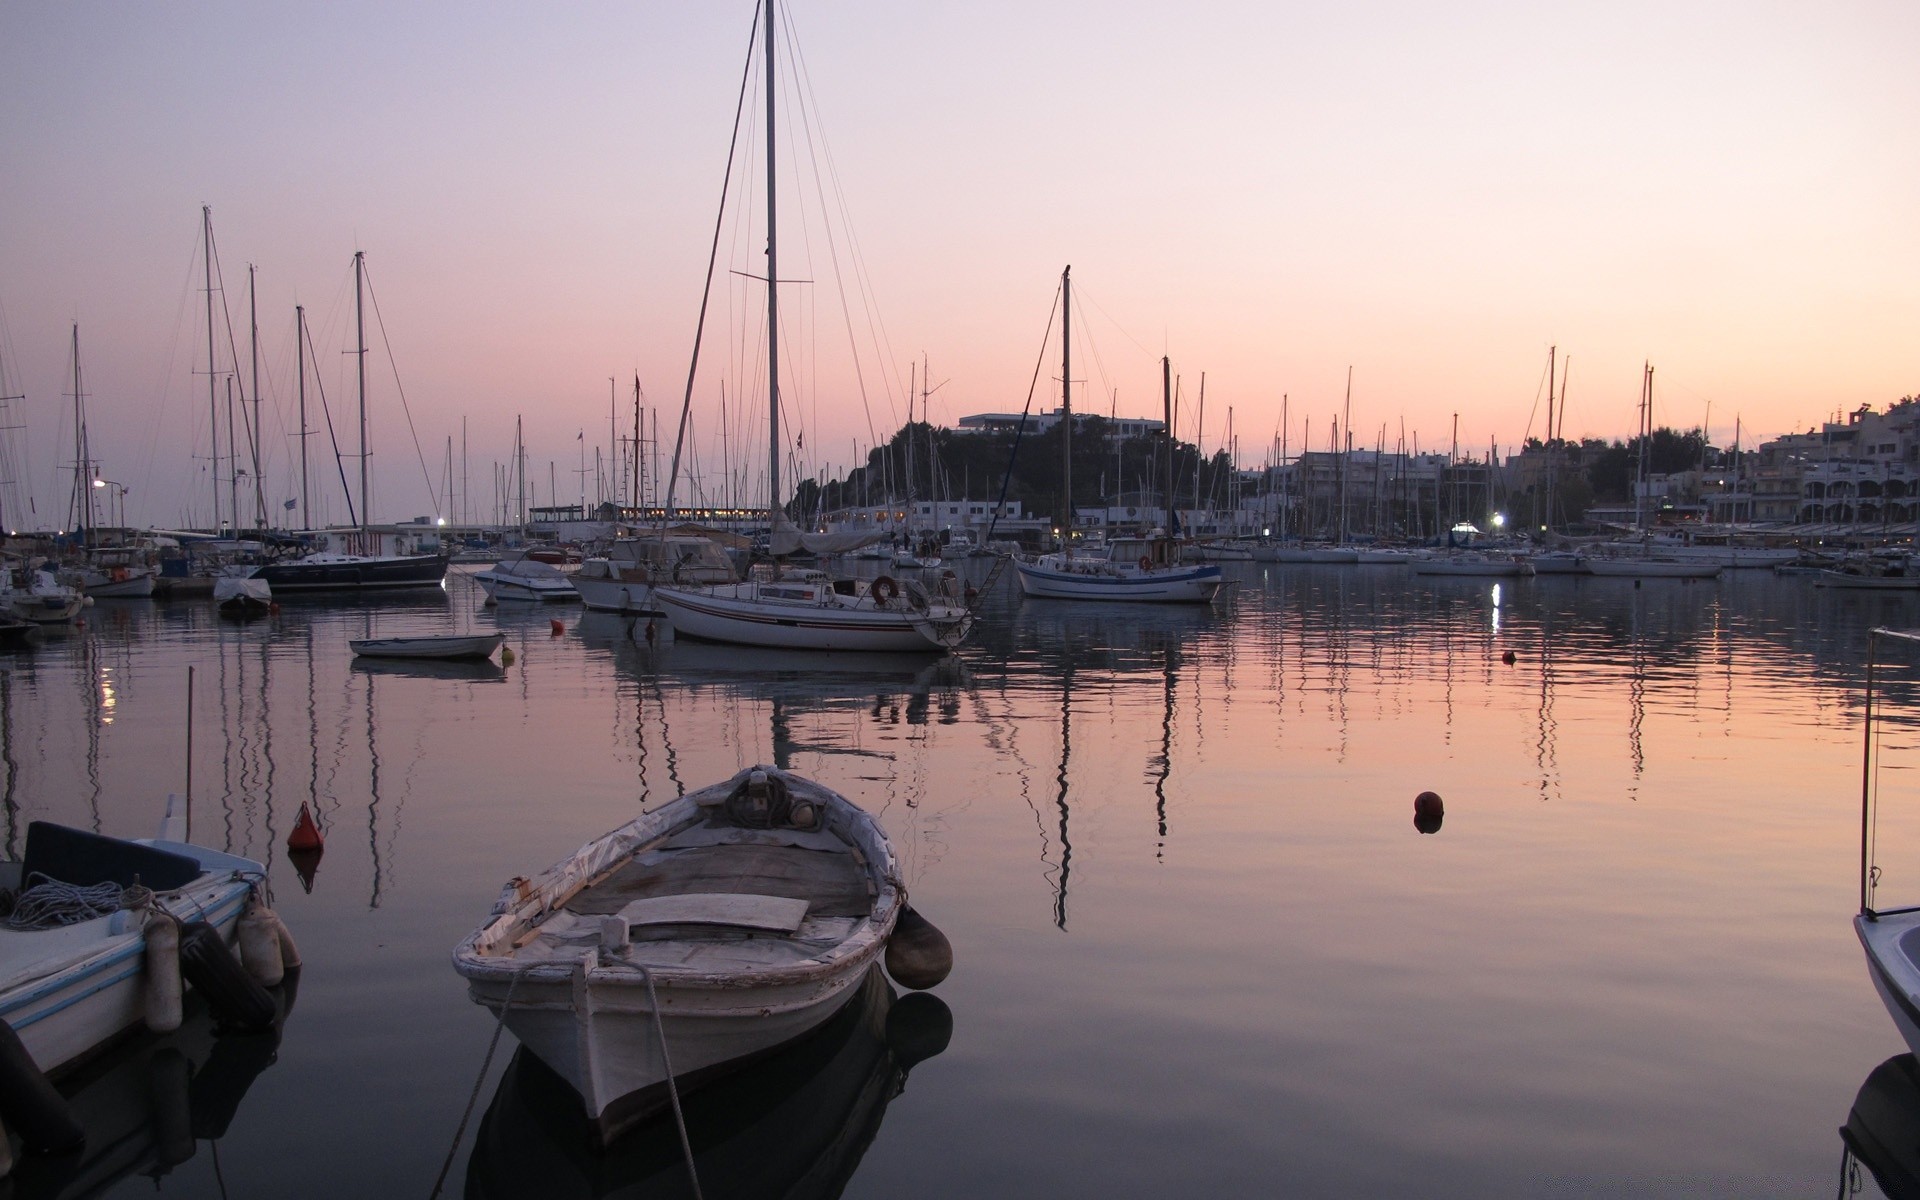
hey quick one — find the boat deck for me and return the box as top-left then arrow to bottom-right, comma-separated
501,820 -> 876,972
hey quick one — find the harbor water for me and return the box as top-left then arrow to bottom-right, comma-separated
7,563 -> 1920,1196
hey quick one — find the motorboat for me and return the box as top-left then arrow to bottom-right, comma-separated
213,573 -> 273,618
349,632 -> 507,661
1856,628 -> 1920,1059
0,808 -> 280,1089
475,554 -> 580,604
452,765 -> 918,1144
572,534 -> 737,615
10,569 -> 88,623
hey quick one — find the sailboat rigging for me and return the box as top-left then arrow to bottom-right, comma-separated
1012,267 -> 1223,604
650,1 -> 973,652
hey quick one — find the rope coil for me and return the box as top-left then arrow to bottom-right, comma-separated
5,877 -> 153,930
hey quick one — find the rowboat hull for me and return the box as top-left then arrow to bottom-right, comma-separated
453,766 -> 903,1143
349,633 -> 506,660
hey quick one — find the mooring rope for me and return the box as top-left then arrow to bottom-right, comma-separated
428,970 -> 520,1200
5,877 -> 152,930
637,961 -> 704,1200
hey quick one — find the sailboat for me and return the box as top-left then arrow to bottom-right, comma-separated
1014,267 -> 1223,604
247,252 -> 447,593
649,7 -> 973,653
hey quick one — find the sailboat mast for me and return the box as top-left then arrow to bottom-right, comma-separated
248,265 -> 265,529
70,323 -> 89,542
1060,265 -> 1072,548
202,206 -> 220,533
764,0 -> 780,528
1163,356 -> 1174,540
354,250 -> 370,534
297,304 -> 310,529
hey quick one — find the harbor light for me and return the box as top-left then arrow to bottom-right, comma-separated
1491,512 -> 1507,529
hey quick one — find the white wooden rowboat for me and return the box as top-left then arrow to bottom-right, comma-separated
348,633 -> 506,661
451,765 -> 902,1144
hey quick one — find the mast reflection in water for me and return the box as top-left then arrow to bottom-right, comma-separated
0,565 -> 1912,1194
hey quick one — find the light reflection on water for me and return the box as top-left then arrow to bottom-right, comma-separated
7,565 -> 1920,1195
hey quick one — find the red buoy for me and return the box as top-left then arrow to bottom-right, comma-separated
288,802 -> 324,852
549,618 -> 564,636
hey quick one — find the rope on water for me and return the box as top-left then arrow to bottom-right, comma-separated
428,970 -> 519,1200
6,877 -> 153,930
637,961 -> 704,1200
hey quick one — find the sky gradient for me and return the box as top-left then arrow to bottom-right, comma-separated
3,1 -> 1916,529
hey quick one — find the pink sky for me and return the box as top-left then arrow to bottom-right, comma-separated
2,1 -> 1915,529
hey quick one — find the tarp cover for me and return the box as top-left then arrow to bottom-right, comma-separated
770,513 -> 888,556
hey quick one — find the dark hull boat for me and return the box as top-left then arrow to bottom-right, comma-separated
249,552 -> 447,593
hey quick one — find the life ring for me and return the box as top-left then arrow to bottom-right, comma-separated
870,575 -> 898,605
1138,556 -> 1153,572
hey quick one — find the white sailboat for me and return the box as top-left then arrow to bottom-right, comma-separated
1855,628 -> 1920,1057
1014,268 -> 1222,605
649,9 -> 973,653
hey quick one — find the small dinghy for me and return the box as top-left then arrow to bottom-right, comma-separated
452,765 -> 928,1144
348,632 -> 505,661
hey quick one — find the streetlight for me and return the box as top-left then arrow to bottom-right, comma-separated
91,479 -> 127,531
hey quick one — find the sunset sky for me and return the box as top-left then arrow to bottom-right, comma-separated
2,1 -> 1915,529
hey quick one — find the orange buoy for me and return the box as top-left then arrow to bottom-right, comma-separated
549,618 -> 564,636
288,802 -> 324,852
1502,650 -> 1516,664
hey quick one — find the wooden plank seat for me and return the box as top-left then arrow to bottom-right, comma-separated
616,892 -> 810,934
565,840 -> 872,920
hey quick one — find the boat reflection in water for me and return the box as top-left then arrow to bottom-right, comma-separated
1842,1054 -> 1920,1198
466,967 -> 949,1199
6,987 -> 291,1197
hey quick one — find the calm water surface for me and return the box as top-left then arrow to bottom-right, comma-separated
10,563 -> 1920,1197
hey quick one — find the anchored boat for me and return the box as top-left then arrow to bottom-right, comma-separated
0,807 -> 287,1102
349,632 -> 506,661
452,765 -> 942,1144
1856,628 -> 1920,1058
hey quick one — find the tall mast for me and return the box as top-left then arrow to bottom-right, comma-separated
764,0 -> 780,528
1339,366 -> 1352,544
70,323 -> 89,542
354,250 -> 369,534
248,264 -> 265,528
297,305 -> 310,529
1162,356 -> 1174,541
202,205 -> 220,533
1060,265 -> 1072,548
